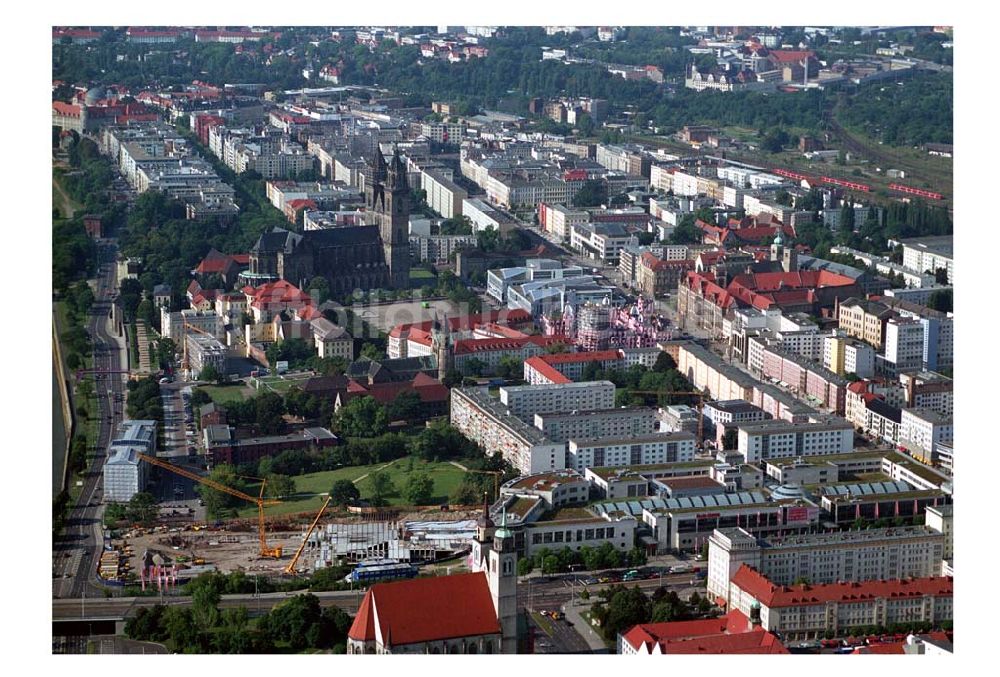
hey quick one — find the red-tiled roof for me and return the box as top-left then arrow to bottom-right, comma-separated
537,350 -> 621,365
855,643 -> 905,654
474,323 -> 529,339
662,630 -> 788,654
348,572 -> 500,645
731,565 -> 953,608
195,248 -> 245,275
847,380 -> 869,394
286,198 -> 317,211
622,609 -> 788,654
250,280 -> 312,309
452,335 -> 567,356
345,374 -> 449,406
523,356 -> 572,384
769,49 -> 815,63
52,101 -> 82,116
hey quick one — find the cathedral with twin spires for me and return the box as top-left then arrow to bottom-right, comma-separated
246,146 -> 411,295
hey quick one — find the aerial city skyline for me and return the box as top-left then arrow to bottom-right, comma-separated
51,23 -> 954,656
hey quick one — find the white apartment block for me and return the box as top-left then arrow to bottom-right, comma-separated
899,408 -> 953,462
462,197 -> 513,234
670,170 -> 700,196
737,418 -> 854,463
884,317 -> 926,374
533,407 -> 659,443
420,121 -> 465,144
845,341 -> 875,378
499,381 -> 615,420
924,505 -> 953,563
569,222 -> 632,264
102,419 -> 157,502
450,388 -> 566,474
410,234 -> 477,264
421,169 -> 467,220
707,526 -> 946,605
727,568 -> 952,640
566,432 -> 697,472
901,237 -> 953,285
649,164 -> 674,193
540,203 -> 590,240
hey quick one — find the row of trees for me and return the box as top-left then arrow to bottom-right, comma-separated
590,585 -> 717,641
104,491 -> 159,527
124,586 -> 352,654
517,543 -> 647,577
125,376 -> 163,422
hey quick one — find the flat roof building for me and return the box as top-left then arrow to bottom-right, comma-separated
708,525 -> 945,605
736,417 -> 854,463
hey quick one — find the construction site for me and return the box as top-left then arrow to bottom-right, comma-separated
110,504 -> 484,585
541,297 -> 674,350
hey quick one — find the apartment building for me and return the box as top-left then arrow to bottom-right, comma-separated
538,203 -> 590,240
523,350 -> 625,385
410,234 -> 477,265
707,526 -> 946,605
759,344 -> 848,414
498,381 -> 616,420
102,420 -> 157,502
736,418 -> 854,463
463,197 -> 516,235
185,333 -> 228,379
421,169 -> 468,219
728,566 -> 952,640
533,407 -> 659,443
883,317 -> 926,375
570,222 -> 633,264
899,408 -> 953,464
566,432 -> 697,472
901,236 -> 953,284
450,388 -> 567,474
837,297 -> 895,348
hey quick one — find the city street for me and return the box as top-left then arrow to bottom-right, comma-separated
52,239 -> 129,601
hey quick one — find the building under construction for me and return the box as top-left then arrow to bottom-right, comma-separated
543,297 -> 674,350
304,518 -> 477,572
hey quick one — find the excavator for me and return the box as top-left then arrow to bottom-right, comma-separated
137,453 -> 284,559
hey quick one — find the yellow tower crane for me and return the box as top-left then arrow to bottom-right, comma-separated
137,453 -> 283,559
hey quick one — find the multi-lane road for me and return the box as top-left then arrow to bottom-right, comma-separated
53,239 -> 127,600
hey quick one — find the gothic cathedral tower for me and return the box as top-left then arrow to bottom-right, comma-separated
380,146 -> 411,289
488,508 -> 518,654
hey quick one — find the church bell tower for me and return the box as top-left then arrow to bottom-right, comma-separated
488,507 -> 518,654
